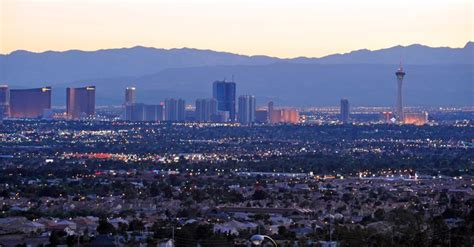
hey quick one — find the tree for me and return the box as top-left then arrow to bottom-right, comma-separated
252,190 -> 268,200
342,193 -> 353,204
195,224 -> 214,240
117,222 -> 128,235
96,218 -> 115,235
374,208 -> 385,221
128,219 -> 145,232
49,230 -> 66,246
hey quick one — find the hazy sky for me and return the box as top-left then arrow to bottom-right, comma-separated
1,0 -> 473,58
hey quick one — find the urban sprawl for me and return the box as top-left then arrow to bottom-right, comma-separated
0,66 -> 472,247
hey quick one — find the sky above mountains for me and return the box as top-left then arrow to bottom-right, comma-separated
2,0 -> 473,58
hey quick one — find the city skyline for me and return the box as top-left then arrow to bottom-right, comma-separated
2,0 -> 472,58
0,75 -> 429,125
1,41 -> 472,107
0,1 -> 472,246
0,61 -> 467,114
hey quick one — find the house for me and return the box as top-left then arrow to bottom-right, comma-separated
109,217 -> 129,229
157,239 -> 174,247
38,219 -> 77,234
18,221 -> 45,233
90,234 -> 116,247
0,217 -> 45,234
213,220 -> 257,235
73,216 -> 99,233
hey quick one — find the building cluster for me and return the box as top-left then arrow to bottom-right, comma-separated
123,80 -> 300,125
378,111 -> 429,125
337,65 -> 429,125
1,65 -> 434,125
403,112 -> 429,125
0,85 -> 95,120
267,101 -> 300,124
0,107 -> 470,246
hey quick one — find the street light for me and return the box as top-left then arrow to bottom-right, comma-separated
250,234 -> 278,246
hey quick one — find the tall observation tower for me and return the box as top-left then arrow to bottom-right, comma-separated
395,63 -> 406,122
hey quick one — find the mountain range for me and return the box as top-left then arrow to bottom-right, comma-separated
0,42 -> 472,106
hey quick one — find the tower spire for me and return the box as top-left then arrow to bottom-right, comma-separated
395,61 -> 406,123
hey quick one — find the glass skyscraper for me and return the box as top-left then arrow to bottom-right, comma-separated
0,85 -> 10,119
10,87 -> 52,118
340,98 -> 350,124
212,80 -> 236,121
66,86 -> 96,120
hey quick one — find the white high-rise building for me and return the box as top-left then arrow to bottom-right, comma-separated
238,95 -> 256,125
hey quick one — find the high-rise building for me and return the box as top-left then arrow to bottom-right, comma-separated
127,103 -> 145,121
125,103 -> 163,121
340,98 -> 350,123
165,98 -> 185,122
268,106 -> 299,124
125,87 -> 136,105
281,108 -> 299,124
0,85 -> 10,119
195,98 -> 217,122
144,104 -> 164,121
143,104 -> 155,122
177,100 -> 185,121
395,64 -> 406,122
10,87 -> 52,118
66,86 -> 96,120
268,101 -> 286,124
270,109 -> 282,123
123,87 -> 136,120
124,104 -> 133,121
267,101 -> 274,123
165,99 -> 177,121
238,95 -> 256,125
212,80 -> 236,121
211,111 -> 230,122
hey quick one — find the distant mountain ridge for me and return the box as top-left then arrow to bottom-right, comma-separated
0,46 -> 280,85
0,42 -> 472,106
299,42 -> 474,65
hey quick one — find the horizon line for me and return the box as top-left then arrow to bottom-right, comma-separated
2,41 -> 472,60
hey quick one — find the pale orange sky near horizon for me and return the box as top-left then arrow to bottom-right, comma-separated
1,0 -> 473,58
